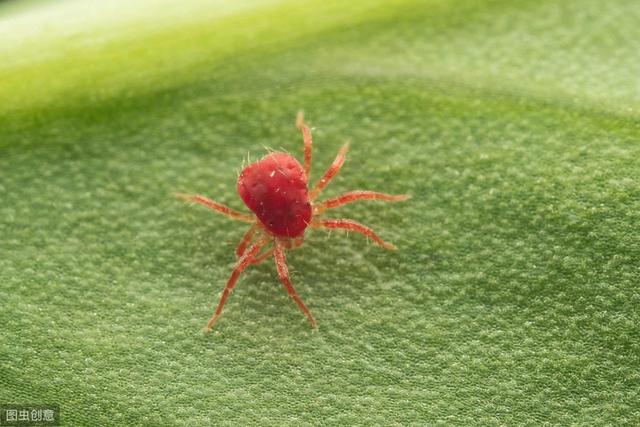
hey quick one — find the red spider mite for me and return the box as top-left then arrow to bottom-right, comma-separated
177,112 -> 409,332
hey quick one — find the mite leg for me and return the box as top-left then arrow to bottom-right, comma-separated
236,224 -> 260,257
176,193 -> 254,223
309,143 -> 349,201
311,218 -> 397,250
205,237 -> 268,332
314,191 -> 410,215
296,111 -> 313,179
274,239 -> 317,328
250,247 -> 275,265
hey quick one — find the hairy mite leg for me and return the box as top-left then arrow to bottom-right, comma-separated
176,193 -> 254,223
250,247 -> 275,265
309,143 -> 350,201
296,111 -> 313,179
314,191 -> 410,215
274,239 -> 317,328
311,218 -> 397,250
246,236 -> 303,267
205,237 -> 268,332
236,224 -> 260,257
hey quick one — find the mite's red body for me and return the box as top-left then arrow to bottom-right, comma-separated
178,113 -> 408,332
238,153 -> 312,238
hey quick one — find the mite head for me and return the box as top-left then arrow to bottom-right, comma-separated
237,152 -> 312,238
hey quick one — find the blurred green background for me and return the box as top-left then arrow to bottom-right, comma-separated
1,0 -> 639,425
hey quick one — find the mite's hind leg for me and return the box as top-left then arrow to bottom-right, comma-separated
250,247 -> 275,265
273,239 -> 317,328
205,237 -> 268,332
236,224 -> 260,258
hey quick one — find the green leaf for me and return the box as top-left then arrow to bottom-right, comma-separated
1,0 -> 638,424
